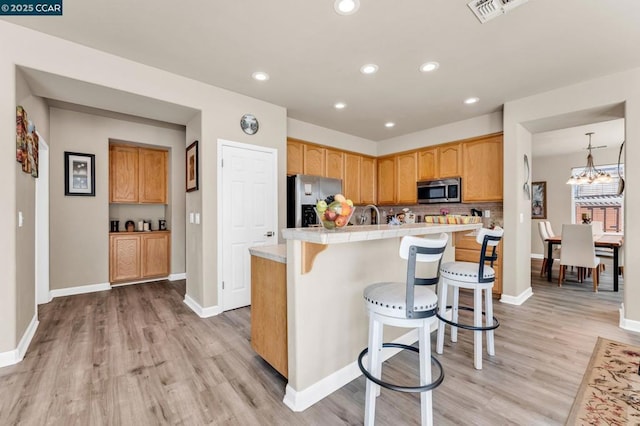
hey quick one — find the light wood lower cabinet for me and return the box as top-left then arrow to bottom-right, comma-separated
110,231 -> 171,284
454,232 -> 502,295
250,255 -> 287,378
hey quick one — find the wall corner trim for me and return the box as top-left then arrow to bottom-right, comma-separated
169,273 -> 186,281
500,287 -> 533,306
49,282 -> 111,299
183,294 -> 222,318
0,314 -> 39,368
619,303 -> 640,332
283,328 -> 419,412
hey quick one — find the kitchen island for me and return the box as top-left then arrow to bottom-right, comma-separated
280,222 -> 482,411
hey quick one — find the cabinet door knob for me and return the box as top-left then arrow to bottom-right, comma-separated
265,231 -> 274,237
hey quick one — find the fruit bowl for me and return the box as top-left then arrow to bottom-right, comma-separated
314,194 -> 355,230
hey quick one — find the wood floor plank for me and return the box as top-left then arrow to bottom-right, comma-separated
1,259 -> 639,425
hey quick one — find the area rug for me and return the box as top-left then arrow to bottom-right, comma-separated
566,337 -> 640,425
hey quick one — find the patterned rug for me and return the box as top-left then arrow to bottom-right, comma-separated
566,337 -> 640,425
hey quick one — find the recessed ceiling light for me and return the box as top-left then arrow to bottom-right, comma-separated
252,71 -> 270,81
419,61 -> 440,73
334,102 -> 347,110
385,122 -> 395,128
334,0 -> 360,15
360,64 -> 379,75
464,97 -> 480,104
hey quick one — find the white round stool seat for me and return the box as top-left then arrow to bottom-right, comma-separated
364,282 -> 438,319
440,261 -> 495,284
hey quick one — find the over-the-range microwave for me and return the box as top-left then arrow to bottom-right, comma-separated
417,177 -> 461,204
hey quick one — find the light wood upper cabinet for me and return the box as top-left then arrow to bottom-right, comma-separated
110,144 -> 167,204
377,156 -> 396,205
438,143 -> 462,178
418,148 -> 437,181
343,153 -> 361,204
287,139 -> 304,175
325,149 -> 344,180
396,152 -> 418,204
360,156 -> 376,205
303,145 -> 326,176
139,148 -> 167,204
462,134 -> 503,202
110,145 -> 139,203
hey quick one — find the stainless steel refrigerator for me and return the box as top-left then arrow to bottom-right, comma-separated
287,174 -> 342,228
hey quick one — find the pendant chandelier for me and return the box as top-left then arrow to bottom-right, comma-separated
566,132 -> 613,185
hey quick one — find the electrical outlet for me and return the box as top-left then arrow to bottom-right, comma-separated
484,210 -> 491,218
189,212 -> 194,223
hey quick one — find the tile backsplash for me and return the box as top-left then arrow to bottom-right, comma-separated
354,202 -> 503,227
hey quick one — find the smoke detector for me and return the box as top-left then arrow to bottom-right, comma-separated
468,0 -> 529,24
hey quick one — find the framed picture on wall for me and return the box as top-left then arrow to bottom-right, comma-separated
531,181 -> 547,219
64,152 -> 95,196
186,140 -> 199,192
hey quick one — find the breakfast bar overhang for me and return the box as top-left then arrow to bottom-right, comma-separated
281,222 -> 482,411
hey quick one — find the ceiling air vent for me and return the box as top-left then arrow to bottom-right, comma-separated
467,0 -> 529,24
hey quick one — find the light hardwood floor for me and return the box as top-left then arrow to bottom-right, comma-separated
1,259 -> 638,425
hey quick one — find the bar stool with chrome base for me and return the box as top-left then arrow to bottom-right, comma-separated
436,227 -> 504,370
358,233 -> 449,426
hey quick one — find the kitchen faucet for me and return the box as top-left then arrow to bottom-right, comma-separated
359,204 -> 381,225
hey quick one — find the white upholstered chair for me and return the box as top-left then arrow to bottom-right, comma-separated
359,233 -> 449,426
544,221 -> 557,238
436,227 -> 504,370
558,224 -> 601,292
538,222 -> 561,277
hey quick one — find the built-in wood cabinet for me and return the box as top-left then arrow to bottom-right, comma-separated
110,144 -> 168,204
360,156 -> 376,205
287,140 -> 304,175
343,153 -> 361,204
462,134 -> 503,202
251,255 -> 288,378
418,148 -> 437,181
396,152 -> 417,204
438,143 -> 462,178
303,144 -> 326,176
377,156 -> 396,205
110,231 -> 171,284
454,231 -> 502,295
325,148 -> 344,180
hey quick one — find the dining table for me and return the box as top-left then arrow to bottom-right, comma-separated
546,234 -> 624,291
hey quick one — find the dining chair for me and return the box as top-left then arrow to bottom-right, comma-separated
544,221 -> 557,238
538,222 -> 560,277
558,224 -> 601,292
591,221 -> 607,272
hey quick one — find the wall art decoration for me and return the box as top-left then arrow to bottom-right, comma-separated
16,105 -> 39,177
64,151 -> 95,196
186,140 -> 199,192
531,181 -> 547,219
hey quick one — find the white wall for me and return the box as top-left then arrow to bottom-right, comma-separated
531,147 -> 621,256
0,20 -> 287,353
503,67 -> 640,326
377,111 -> 503,155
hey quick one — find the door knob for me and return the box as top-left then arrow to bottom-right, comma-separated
265,231 -> 274,237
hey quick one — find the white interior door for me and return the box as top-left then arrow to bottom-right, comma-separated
221,142 -> 277,311
35,136 -> 49,305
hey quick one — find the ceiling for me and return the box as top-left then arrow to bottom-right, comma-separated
4,0 -> 640,141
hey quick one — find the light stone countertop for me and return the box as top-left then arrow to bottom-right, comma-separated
248,244 -> 286,263
281,222 -> 482,245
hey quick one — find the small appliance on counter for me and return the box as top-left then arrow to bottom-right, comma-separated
287,174 -> 342,228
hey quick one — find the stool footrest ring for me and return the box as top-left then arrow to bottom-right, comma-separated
436,306 -> 500,331
357,343 -> 445,393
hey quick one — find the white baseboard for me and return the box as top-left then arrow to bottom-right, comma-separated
49,282 -> 111,299
500,287 -> 533,306
183,294 -> 223,318
0,314 -> 39,368
169,273 -> 186,281
530,253 -> 544,259
283,328 -> 421,412
619,303 -> 640,333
